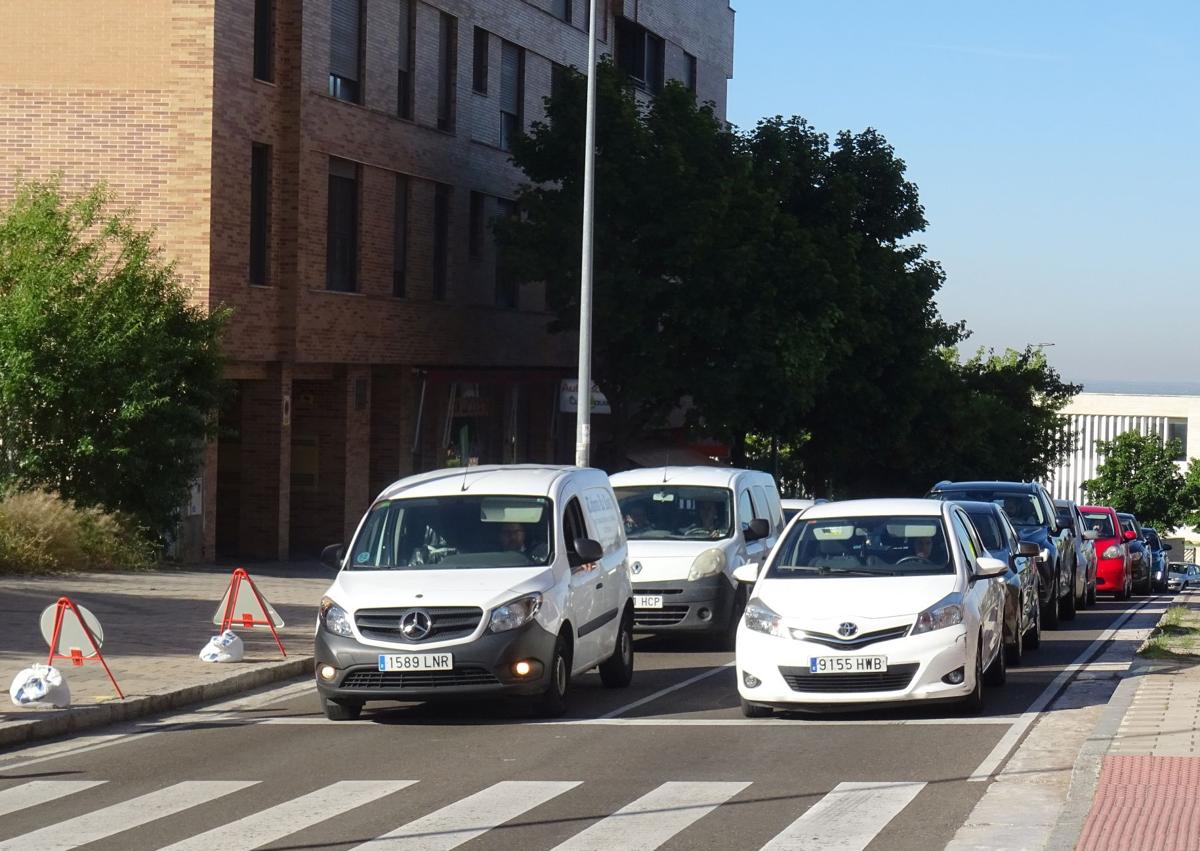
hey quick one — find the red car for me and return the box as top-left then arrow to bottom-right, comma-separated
1080,505 -> 1132,599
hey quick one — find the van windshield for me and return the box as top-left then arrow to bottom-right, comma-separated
347,495 -> 554,569
613,486 -> 733,541
768,515 -> 954,577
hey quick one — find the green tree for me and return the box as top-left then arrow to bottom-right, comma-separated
1177,458 -> 1200,529
0,179 -> 227,533
1083,431 -> 1185,529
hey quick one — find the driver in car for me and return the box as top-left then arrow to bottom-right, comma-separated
907,536 -> 934,562
498,522 -> 548,561
684,501 -> 725,539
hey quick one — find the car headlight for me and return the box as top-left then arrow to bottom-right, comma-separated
911,594 -> 964,635
319,597 -> 354,637
688,548 -> 727,581
1102,545 -> 1122,559
743,598 -> 785,637
488,593 -> 542,633
1131,551 -> 1143,562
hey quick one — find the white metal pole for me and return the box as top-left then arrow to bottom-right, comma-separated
575,0 -> 600,468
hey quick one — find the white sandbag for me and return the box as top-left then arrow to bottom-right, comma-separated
9,664 -> 71,708
199,630 -> 244,663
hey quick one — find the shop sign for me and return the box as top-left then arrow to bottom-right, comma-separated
559,380 -> 611,414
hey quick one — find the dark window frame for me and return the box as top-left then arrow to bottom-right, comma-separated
249,142 -> 271,285
432,183 -> 451,300
493,198 -> 518,308
468,191 -> 485,259
499,40 -> 525,152
326,158 -> 359,293
329,0 -> 364,103
253,0 -> 275,82
437,11 -> 458,132
393,174 -> 409,298
397,0 -> 415,118
472,26 -> 489,94
614,17 -> 665,94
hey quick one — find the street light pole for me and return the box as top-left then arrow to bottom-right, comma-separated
574,0 -> 599,468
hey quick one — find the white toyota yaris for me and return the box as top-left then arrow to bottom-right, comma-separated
735,498 -> 1008,716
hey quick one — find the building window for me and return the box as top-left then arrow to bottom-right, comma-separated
329,0 -> 362,102
469,191 -> 485,259
685,51 -> 697,93
615,17 -> 665,94
437,12 -> 458,132
253,0 -> 274,82
472,27 -> 489,94
494,198 -> 518,308
393,174 -> 409,297
499,40 -> 524,151
432,183 -> 451,300
552,0 -> 571,24
1168,420 -> 1188,461
397,0 -> 414,118
326,158 -> 358,292
249,143 -> 271,285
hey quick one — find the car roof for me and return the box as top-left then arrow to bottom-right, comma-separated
800,498 -> 946,519
609,466 -> 767,489
952,500 -> 1002,514
1053,498 -> 1077,508
931,480 -> 1040,493
377,465 -> 584,501
1079,505 -> 1116,514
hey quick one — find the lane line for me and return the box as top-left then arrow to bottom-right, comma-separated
0,780 -> 106,818
761,780 -> 926,851
598,662 -> 735,719
0,780 -> 257,851
350,780 -> 580,851
158,780 -> 417,851
966,595 -> 1158,782
551,781 -> 751,851
262,714 -> 1015,728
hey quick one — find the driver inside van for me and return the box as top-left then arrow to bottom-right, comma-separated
687,501 -> 725,539
498,522 -> 548,561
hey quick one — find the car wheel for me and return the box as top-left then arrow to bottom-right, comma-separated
1006,613 -> 1024,666
599,609 -> 634,688
1025,594 -> 1041,650
1116,571 -> 1129,601
320,695 -> 363,721
1087,578 -> 1097,607
984,633 -> 1007,686
740,698 -> 773,718
1042,567 -> 1062,630
1060,568 -> 1077,621
959,639 -> 985,715
533,634 -> 571,718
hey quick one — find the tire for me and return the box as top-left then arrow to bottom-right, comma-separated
533,634 -> 571,718
1135,573 -> 1151,596
1060,568 -> 1077,621
1042,567 -> 1061,630
1006,613 -> 1024,666
1086,578 -> 1097,607
1116,570 -> 1129,601
740,698 -> 773,718
599,609 -> 634,688
959,639 -> 985,715
320,695 -> 363,721
1025,594 -> 1041,650
983,633 -> 1007,686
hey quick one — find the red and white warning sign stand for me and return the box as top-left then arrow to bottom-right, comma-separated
40,597 -> 124,700
212,568 -> 287,656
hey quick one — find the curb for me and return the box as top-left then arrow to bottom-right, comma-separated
0,655 -> 313,751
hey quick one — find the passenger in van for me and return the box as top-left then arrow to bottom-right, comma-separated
623,504 -> 651,535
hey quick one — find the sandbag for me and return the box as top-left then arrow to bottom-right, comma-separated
199,629 -> 244,663
9,664 -> 71,708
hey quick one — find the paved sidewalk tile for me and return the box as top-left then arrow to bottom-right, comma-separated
1076,754 -> 1200,851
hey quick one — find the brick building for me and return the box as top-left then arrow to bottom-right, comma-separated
0,0 -> 735,560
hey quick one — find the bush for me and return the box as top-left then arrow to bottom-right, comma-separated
0,490 -> 156,574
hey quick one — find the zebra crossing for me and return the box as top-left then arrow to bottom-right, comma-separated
0,775 -> 930,851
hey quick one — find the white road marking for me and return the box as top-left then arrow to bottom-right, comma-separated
0,780 -> 106,817
597,662 -> 735,719
351,780 -> 581,851
0,780 -> 257,851
966,595 -> 1158,781
157,780 -> 417,851
760,780 -> 926,851
551,781 -> 750,851
261,713 -> 1015,728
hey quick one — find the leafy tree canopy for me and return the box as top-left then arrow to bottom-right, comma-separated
1083,431 -> 1185,530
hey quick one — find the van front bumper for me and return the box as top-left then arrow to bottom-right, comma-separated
314,622 -> 558,703
630,575 -> 733,633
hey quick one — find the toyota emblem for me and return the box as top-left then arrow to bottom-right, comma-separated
837,622 -> 858,638
400,609 -> 433,640
632,561 -> 643,575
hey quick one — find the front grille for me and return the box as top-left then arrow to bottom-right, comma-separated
340,667 -> 500,689
794,624 -> 911,650
780,663 -> 919,693
355,607 -> 483,643
634,605 -> 689,627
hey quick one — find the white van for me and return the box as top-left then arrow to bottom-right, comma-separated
609,466 -> 784,647
314,465 -> 634,719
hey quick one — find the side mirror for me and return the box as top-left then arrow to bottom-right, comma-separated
732,563 -> 760,584
1017,541 -> 1040,558
573,538 -> 604,565
1123,530 -> 1137,541
1083,529 -> 1099,541
744,518 -> 770,543
976,556 -> 1009,578
320,543 -> 344,572
1163,543 -> 1173,551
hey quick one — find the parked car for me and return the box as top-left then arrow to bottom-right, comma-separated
313,465 -> 635,720
1117,512 -> 1152,595
782,498 -> 826,522
1141,527 -> 1173,592
1167,562 -> 1199,592
611,466 -> 783,648
927,481 -> 1077,629
1054,499 -> 1099,609
955,501 -> 1042,664
734,498 -> 1008,716
1080,505 -> 1133,599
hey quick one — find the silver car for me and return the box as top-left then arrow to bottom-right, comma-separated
1168,562 -> 1200,592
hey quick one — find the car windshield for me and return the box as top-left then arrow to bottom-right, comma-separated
768,515 -> 954,577
1081,511 -> 1115,537
346,495 -> 554,569
614,485 -> 733,541
964,510 -> 1004,550
934,489 -> 1045,527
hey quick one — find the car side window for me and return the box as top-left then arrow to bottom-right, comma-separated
738,489 -> 756,532
999,511 -> 1020,552
949,511 -> 978,570
563,497 -> 589,568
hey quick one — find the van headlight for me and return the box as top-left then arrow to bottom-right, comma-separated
488,593 -> 542,633
911,594 -> 964,635
319,597 -> 354,637
744,598 -> 785,637
688,548 -> 727,581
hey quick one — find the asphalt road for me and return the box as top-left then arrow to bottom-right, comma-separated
0,594 -> 1166,851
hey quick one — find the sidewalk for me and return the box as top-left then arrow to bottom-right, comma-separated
0,562 -> 330,749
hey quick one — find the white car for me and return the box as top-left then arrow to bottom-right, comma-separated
735,498 -> 1008,716
781,498 -> 827,523
314,465 -> 634,720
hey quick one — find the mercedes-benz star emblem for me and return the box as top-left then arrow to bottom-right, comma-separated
837,622 -> 858,638
632,561 -> 643,575
400,609 -> 433,640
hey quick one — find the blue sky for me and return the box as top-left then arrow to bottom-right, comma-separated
726,1 -> 1200,389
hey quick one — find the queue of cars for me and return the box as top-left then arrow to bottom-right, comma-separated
310,462 -> 1177,721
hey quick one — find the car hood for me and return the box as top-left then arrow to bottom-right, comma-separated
757,574 -> 961,621
626,539 -> 734,581
327,567 -> 555,611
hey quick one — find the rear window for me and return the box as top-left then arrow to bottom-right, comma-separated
934,489 -> 1045,527
1081,512 -> 1115,537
